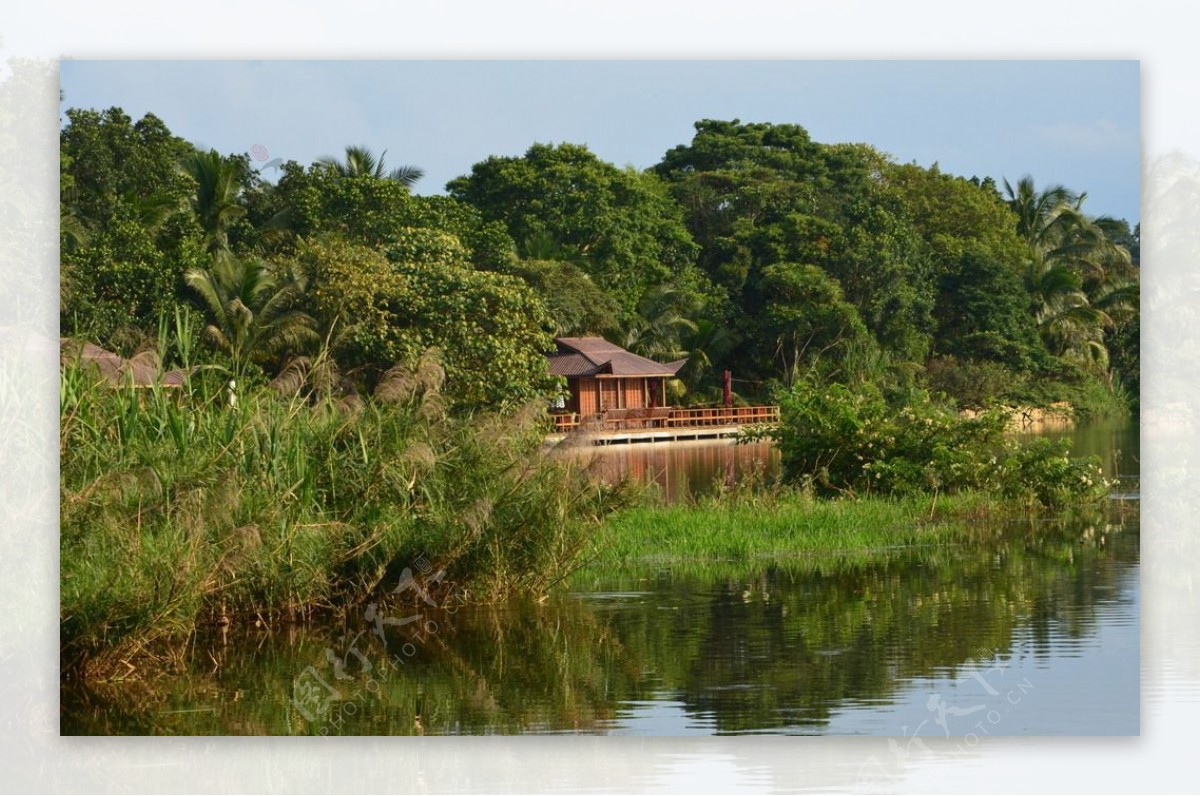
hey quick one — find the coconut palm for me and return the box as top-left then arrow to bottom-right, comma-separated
1004,176 -> 1133,365
316,145 -> 424,188
620,283 -> 698,362
677,319 -> 737,393
183,149 -> 247,253
1004,177 -> 1131,282
185,252 -> 317,377
1003,176 -> 1073,252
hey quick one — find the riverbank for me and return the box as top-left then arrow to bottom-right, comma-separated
60,364 -> 1124,681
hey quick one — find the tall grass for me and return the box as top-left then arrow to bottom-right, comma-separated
60,340 -> 634,679
589,489 -> 1026,570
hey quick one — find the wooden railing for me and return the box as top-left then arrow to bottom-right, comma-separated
549,405 -> 779,433
665,405 -> 780,427
551,412 -> 582,432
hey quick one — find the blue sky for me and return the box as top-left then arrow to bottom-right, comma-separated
60,60 -> 1141,224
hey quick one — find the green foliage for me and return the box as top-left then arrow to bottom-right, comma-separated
884,162 -> 1027,272
60,107 -> 204,344
655,120 -> 935,375
448,142 -> 703,316
756,262 -> 870,385
768,379 -> 1111,506
60,348 -> 632,676
60,107 -> 195,227
61,212 -> 180,345
508,259 -> 622,336
184,252 -> 317,378
401,195 -> 520,273
296,169 -> 418,246
620,282 -> 699,361
300,236 -> 557,409
676,318 -> 738,395
990,437 -> 1109,507
814,201 -> 935,365
1108,312 -> 1139,409
60,105 -> 1137,418
922,356 -> 1025,409
934,251 -> 1047,372
316,144 -> 423,186
1004,176 -> 1134,370
1018,361 -> 1131,422
182,149 -> 248,253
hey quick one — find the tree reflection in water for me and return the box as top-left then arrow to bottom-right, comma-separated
62,504 -> 1138,736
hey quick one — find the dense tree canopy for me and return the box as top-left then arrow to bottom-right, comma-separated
298,235 -> 557,409
447,142 -> 703,317
654,120 -> 935,384
59,107 -> 1138,417
60,108 -> 205,345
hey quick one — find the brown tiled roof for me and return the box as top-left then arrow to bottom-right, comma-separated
548,337 -> 684,378
547,352 -> 599,377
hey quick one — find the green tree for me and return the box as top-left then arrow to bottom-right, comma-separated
508,259 -> 622,337
1003,176 -> 1134,369
620,283 -> 699,362
676,318 -> 738,398
316,144 -> 424,187
182,149 -> 248,254
448,142 -> 702,316
59,107 -> 194,228
263,165 -> 515,274
60,107 -> 203,344
654,121 -> 934,378
62,212 -> 184,346
184,253 -> 317,378
299,235 -> 557,409
884,162 -> 1027,274
934,251 -> 1046,371
757,262 -> 870,387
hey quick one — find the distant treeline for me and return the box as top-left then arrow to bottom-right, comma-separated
60,110 -> 1138,415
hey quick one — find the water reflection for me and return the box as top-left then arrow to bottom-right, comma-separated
62,506 -> 1138,736
578,439 -> 780,503
575,417 -> 1138,505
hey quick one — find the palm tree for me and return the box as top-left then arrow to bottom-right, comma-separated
1003,176 -> 1074,252
316,145 -> 424,188
677,319 -> 737,393
1005,177 -> 1130,279
185,252 -> 317,377
183,149 -> 247,253
620,283 -> 698,362
1004,176 -> 1132,366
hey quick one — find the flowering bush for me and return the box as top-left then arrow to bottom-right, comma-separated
768,380 -> 1112,506
990,436 -> 1111,507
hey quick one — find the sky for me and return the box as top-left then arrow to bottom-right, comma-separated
59,60 -> 1142,224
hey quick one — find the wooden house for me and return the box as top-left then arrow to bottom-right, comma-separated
547,337 -> 685,418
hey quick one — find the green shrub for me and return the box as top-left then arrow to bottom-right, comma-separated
767,378 -> 1112,506
921,355 -> 1027,409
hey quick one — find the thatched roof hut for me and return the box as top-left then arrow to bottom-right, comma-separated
60,338 -> 189,387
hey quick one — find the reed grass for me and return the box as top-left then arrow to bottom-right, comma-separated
60,343 -> 634,679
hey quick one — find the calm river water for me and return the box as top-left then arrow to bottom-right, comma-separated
61,422 -> 1139,736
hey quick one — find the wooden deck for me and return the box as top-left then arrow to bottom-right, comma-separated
548,405 -> 779,445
